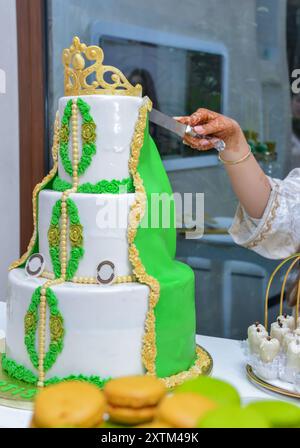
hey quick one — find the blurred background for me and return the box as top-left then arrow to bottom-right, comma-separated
1,0 -> 300,339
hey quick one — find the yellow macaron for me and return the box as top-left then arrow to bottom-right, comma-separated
31,381 -> 106,428
104,375 -> 166,425
156,392 -> 218,428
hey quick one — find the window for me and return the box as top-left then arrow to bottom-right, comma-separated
98,35 -> 223,159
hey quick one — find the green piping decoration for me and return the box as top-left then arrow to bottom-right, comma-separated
48,199 -> 62,278
2,354 -> 37,385
52,175 -> 135,194
47,198 -> 84,281
45,374 -> 108,389
1,354 -> 110,389
24,287 -> 65,371
24,288 -> 40,369
60,98 -> 97,177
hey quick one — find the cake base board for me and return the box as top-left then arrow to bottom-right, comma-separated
246,364 -> 300,400
0,341 -> 213,412
0,355 -> 35,410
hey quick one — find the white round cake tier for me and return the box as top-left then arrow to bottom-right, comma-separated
38,189 -> 135,278
6,268 -> 149,379
58,95 -> 143,184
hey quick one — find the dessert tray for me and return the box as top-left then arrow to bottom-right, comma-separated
245,254 -> 300,400
246,365 -> 300,400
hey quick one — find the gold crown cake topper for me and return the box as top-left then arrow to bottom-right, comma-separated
63,36 -> 142,97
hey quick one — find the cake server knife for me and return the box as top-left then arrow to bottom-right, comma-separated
149,108 -> 225,152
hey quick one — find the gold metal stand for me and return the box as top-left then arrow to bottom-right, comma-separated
246,365 -> 300,400
247,254 -> 300,399
264,253 -> 300,329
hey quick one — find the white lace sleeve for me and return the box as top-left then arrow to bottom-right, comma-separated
229,168 -> 300,259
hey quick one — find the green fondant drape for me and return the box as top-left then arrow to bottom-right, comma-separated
135,120 -> 196,377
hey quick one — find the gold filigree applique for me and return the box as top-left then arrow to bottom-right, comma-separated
162,346 -> 212,388
128,98 -> 208,386
128,98 -> 160,376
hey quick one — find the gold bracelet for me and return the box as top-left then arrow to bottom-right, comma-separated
218,146 -> 252,165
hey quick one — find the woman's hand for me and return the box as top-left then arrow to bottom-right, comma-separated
176,108 -> 248,154
176,108 -> 271,219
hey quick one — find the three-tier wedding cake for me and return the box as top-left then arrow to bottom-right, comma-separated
3,37 -> 209,389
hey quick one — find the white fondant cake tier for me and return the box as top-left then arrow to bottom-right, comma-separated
38,189 -> 134,278
58,95 -> 143,184
6,268 -> 149,379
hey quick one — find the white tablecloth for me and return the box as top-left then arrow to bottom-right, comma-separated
0,302 -> 296,428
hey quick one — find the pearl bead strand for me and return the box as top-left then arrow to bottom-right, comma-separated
37,99 -> 80,387
71,275 -> 136,284
37,277 -> 64,387
42,273 -> 137,285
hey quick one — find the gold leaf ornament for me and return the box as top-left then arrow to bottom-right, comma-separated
69,224 -> 83,247
81,121 -> 96,144
48,225 -> 60,247
50,315 -> 64,342
60,124 -> 69,144
24,311 -> 36,334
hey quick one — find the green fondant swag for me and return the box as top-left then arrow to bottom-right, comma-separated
132,117 -> 197,378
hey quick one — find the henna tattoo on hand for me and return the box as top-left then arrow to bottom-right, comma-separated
176,108 -> 244,152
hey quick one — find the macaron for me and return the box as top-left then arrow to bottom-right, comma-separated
245,401 -> 300,428
31,381 -> 106,428
175,376 -> 241,407
156,392 -> 218,428
104,375 -> 166,425
198,406 -> 270,428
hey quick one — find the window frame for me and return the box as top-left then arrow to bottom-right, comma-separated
90,20 -> 229,171
16,0 -> 47,253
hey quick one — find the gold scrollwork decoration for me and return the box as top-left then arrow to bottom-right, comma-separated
63,36 -> 142,97
128,98 -> 209,387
